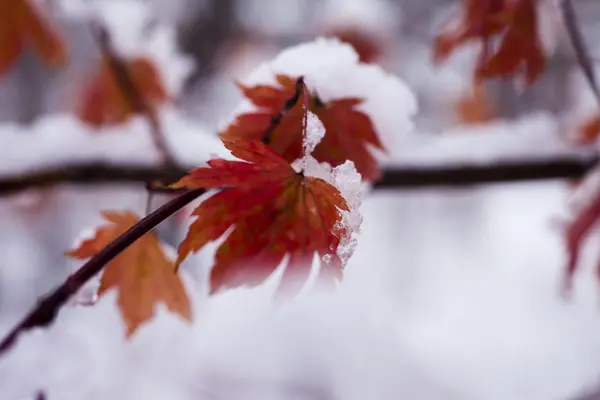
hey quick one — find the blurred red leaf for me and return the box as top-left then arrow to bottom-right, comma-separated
76,56 -> 169,127
434,0 -> 545,86
575,114 -> 600,146
221,74 -> 383,181
67,211 -> 191,336
172,138 -> 350,298
455,83 -> 496,125
0,0 -> 66,76
326,26 -> 382,63
563,187 -> 600,293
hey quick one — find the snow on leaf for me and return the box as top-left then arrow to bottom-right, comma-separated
66,210 -> 191,336
221,74 -> 384,181
0,0 -> 66,76
303,110 -> 326,158
434,0 -> 546,86
75,56 -> 169,127
172,138 -> 353,299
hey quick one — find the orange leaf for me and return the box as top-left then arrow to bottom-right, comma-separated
455,83 -> 496,125
575,114 -> 600,146
434,0 -> 546,86
172,138 -> 350,299
76,56 -> 169,127
477,0 -> 545,85
66,211 -> 191,336
0,0 -> 66,76
221,74 -> 383,181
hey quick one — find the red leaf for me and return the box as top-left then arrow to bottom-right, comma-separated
563,188 -> 600,293
172,138 -> 350,298
477,0 -> 545,85
0,0 -> 66,76
434,0 -> 546,86
221,74 -> 383,181
76,56 -> 169,127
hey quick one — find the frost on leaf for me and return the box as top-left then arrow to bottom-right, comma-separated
66,211 -> 191,336
172,138 -> 356,299
0,0 -> 66,77
434,0 -> 546,86
222,74 -> 384,181
76,56 -> 169,127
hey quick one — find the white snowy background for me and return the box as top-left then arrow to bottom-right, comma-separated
1,0 -> 600,399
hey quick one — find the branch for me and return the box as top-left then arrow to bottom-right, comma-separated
0,155 -> 596,197
0,163 -> 189,196
562,0 -> 600,107
90,22 -> 177,167
373,156 -> 598,189
0,188 -> 205,356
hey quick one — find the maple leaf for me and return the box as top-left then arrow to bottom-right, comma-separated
0,0 -> 66,76
66,211 -> 191,336
172,138 -> 350,298
76,56 -> 169,127
434,0 -> 546,86
221,74 -> 383,181
455,83 -> 496,125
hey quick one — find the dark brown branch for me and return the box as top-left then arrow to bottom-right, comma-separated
0,163 -> 189,196
90,22 -> 177,167
373,156 -> 598,189
562,0 -> 600,107
0,155 -> 597,198
0,188 -> 205,356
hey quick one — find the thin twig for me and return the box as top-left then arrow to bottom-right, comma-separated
89,22 -> 177,167
0,189 -> 205,356
561,0 -> 600,108
0,156 -> 596,198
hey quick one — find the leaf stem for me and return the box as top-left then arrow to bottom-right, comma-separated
0,189 -> 205,356
261,76 -> 305,144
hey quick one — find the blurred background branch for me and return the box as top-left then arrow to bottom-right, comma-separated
0,155 -> 596,197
